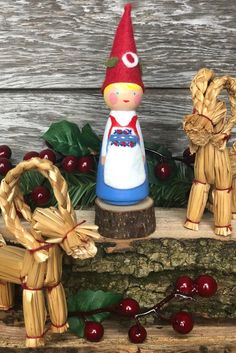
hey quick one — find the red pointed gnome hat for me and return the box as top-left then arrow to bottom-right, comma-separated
101,3 -> 144,92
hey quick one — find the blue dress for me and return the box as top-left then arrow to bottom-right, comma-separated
96,114 -> 149,205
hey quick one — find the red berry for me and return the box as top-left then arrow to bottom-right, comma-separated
0,158 -> 12,175
155,162 -> 171,180
39,149 -> 56,163
84,321 -> 104,342
175,276 -> 195,295
183,148 -> 195,164
0,145 -> 12,159
62,155 -> 79,173
23,151 -> 39,160
77,156 -> 94,173
31,186 -> 50,206
194,275 -> 217,297
128,324 -> 147,343
172,311 -> 194,334
118,298 -> 140,317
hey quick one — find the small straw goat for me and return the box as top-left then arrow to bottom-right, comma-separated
183,68 -> 236,236
0,158 -> 99,347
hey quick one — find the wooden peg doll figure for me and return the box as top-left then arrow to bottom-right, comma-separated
96,3 -> 149,205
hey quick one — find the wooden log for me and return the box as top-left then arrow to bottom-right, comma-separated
0,208 -> 236,319
0,316 -> 234,352
66,208 -> 236,319
95,197 -> 156,239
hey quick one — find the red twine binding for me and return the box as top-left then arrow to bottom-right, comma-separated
62,220 -> 86,243
192,108 -> 214,126
193,179 -> 207,185
26,327 -> 50,340
185,218 -> 200,225
21,281 -> 61,292
222,134 -> 231,141
215,186 -> 232,193
29,220 -> 87,253
29,243 -> 53,254
21,283 -> 43,291
47,281 -> 61,292
26,321 -> 67,339
51,320 -> 67,329
215,224 -> 232,232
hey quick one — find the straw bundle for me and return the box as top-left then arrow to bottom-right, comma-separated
0,281 -> 14,311
0,158 -> 99,347
183,69 -> 236,236
229,143 -> 236,219
183,112 -> 214,146
32,207 -> 99,260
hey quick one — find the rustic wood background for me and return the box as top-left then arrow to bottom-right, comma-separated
0,0 -> 236,162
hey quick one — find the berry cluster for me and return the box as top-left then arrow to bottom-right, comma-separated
153,147 -> 195,181
0,140 -> 195,209
0,145 -> 94,207
69,274 -> 217,343
0,145 -> 13,176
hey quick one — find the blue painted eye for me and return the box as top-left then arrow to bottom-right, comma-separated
116,91 -> 119,95
133,92 -> 137,96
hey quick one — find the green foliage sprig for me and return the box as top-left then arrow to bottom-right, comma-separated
3,120 -> 193,210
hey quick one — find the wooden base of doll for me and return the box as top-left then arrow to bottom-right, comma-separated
95,197 -> 156,239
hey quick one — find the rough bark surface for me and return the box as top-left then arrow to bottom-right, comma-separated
61,209 -> 236,319
95,197 -> 156,239
0,208 -> 235,319
63,235 -> 236,319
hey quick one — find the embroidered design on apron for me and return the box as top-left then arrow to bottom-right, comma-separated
104,115 -> 146,189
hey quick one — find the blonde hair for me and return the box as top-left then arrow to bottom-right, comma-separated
104,82 -> 143,95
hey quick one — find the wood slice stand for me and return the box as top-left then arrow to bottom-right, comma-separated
95,197 -> 156,239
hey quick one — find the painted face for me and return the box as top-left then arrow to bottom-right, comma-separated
103,83 -> 143,111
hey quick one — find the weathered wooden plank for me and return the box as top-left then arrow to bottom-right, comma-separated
0,89 -> 196,161
0,0 -> 235,88
0,319 -> 235,352
1,208 -> 236,243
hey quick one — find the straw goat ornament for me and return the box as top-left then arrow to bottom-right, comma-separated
0,158 -> 99,347
183,68 -> 236,236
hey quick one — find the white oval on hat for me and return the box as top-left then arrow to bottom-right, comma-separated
122,52 -> 139,68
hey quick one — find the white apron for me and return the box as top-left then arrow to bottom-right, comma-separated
104,115 -> 145,189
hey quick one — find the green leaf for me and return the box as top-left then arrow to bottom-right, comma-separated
60,170 -> 97,209
72,289 -> 123,313
105,57 -> 119,68
80,124 -> 101,153
64,173 -> 96,208
149,160 -> 193,207
147,159 -> 157,185
68,317 -> 85,338
42,120 -> 89,157
19,170 -> 45,194
69,184 -> 88,207
67,290 -> 123,337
